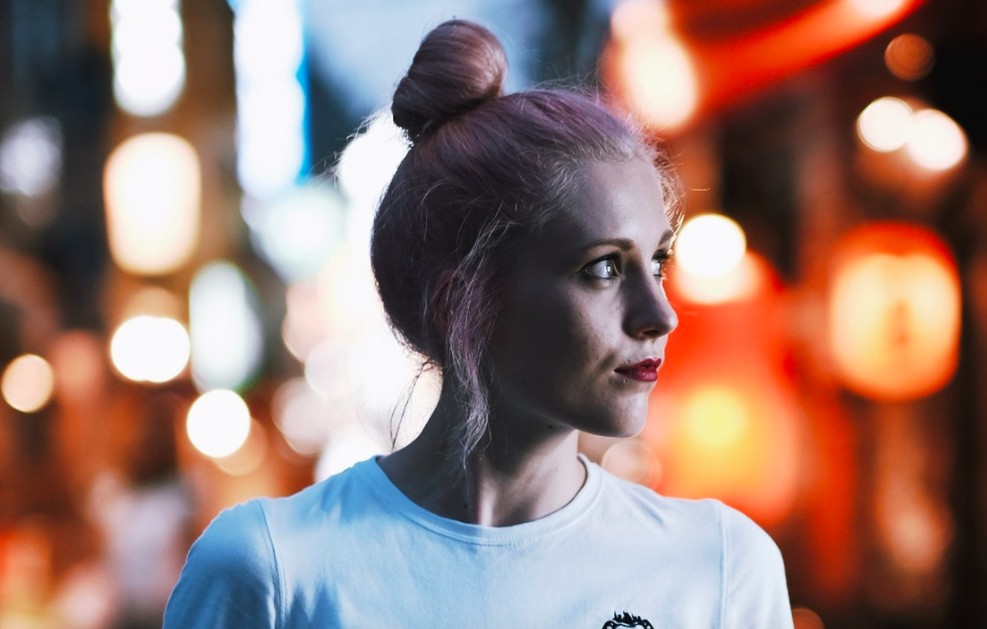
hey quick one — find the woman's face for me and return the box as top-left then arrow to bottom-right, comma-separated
487,158 -> 677,442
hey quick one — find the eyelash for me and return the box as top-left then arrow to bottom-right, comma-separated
655,250 -> 674,279
582,251 -> 673,282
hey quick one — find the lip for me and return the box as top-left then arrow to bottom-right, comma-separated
615,358 -> 663,382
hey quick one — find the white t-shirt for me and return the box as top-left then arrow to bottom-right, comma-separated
164,456 -> 793,628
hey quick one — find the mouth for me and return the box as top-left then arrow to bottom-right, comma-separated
615,358 -> 662,383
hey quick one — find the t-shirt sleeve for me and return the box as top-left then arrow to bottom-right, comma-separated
719,503 -> 794,629
163,500 -> 280,629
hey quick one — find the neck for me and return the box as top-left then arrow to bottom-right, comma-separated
378,387 -> 587,527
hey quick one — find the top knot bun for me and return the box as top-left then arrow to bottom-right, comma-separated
392,20 -> 508,141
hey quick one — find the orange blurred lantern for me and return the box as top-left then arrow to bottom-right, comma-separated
827,222 -> 960,401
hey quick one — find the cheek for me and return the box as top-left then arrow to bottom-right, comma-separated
518,297 -> 597,362
490,281 -> 617,386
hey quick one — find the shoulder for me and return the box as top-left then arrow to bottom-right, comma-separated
192,499 -> 276,570
164,461 -> 381,629
715,501 -> 785,567
164,500 -> 280,628
714,502 -> 794,627
596,468 -> 780,554
595,466 -> 724,536
712,501 -> 789,593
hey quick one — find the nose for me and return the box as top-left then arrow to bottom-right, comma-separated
624,276 -> 678,340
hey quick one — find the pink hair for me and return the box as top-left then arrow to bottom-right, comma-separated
371,20 -> 678,461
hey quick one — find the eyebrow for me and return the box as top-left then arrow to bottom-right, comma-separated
582,231 -> 676,251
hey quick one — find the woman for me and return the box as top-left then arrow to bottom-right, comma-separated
164,19 -> 793,628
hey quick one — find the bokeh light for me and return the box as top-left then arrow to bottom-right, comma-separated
110,0 -> 185,116
232,0 -> 304,77
347,322 -> 437,425
213,418 -> 268,475
905,108 -> 968,172
671,252 -> 766,305
185,389 -> 252,458
680,385 -> 750,450
189,261 -> 264,392
103,133 -> 201,275
48,330 -> 105,404
242,184 -> 346,282
829,224 -> 960,401
51,563 -> 116,629
315,429 -> 384,482
335,109 -> 409,241
281,281 -> 326,360
600,439 -> 661,487
615,37 -> 698,131
109,316 -> 190,384
676,214 -> 746,278
271,377 -> 336,456
856,97 -> 913,152
316,244 -> 381,339
120,285 -> 185,322
0,117 -> 63,197
849,0 -> 907,18
2,354 -> 56,413
233,0 -> 307,199
885,33 -> 934,81
876,483 -> 951,575
792,607 -> 826,629
235,80 -> 306,198
661,379 -> 800,524
830,252 -> 959,399
610,0 -> 672,43
303,340 -> 353,400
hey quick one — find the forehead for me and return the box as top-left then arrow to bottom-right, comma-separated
538,159 -> 672,253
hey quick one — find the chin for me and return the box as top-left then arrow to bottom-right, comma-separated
584,411 -> 648,439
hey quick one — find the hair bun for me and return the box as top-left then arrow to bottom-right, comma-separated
392,20 -> 507,141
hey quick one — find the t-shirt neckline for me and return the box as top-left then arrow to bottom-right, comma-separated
359,454 -> 603,546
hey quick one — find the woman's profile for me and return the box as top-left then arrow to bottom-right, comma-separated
164,19 -> 793,628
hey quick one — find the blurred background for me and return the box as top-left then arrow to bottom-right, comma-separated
0,0 -> 985,627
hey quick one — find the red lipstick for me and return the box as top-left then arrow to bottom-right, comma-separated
615,359 -> 662,382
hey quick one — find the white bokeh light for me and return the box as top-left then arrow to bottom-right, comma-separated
906,108 -> 968,172
103,133 -> 201,275
315,429 -> 385,482
857,97 -> 914,152
0,117 -> 63,197
336,110 -> 409,222
233,0 -> 304,79
2,354 -> 56,413
236,80 -> 307,198
271,378 -> 336,456
316,244 -> 381,339
109,316 -> 190,383
676,214 -> 747,278
233,0 -> 307,199
186,389 -> 252,458
189,262 -> 264,391
243,184 -> 346,282
849,0 -> 906,18
110,0 -> 185,116
618,37 -> 698,131
113,47 -> 186,117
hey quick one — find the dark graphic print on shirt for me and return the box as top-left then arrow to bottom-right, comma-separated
602,611 -> 654,628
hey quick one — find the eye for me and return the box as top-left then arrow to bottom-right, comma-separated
583,256 -> 619,280
652,250 -> 673,279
